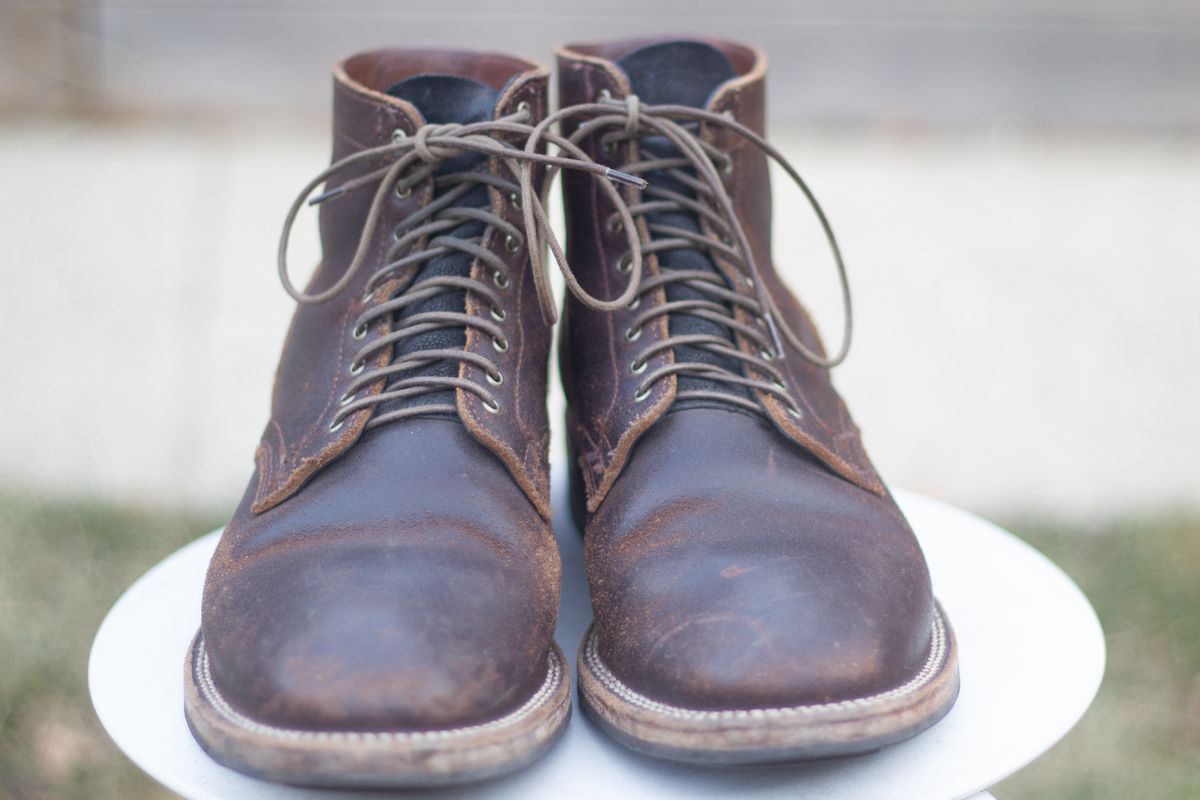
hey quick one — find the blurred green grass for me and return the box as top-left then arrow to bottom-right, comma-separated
0,489 -> 1196,799
996,514 -> 1200,800
0,492 -> 219,800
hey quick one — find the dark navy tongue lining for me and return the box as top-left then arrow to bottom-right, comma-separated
370,74 -> 501,418
617,42 -> 754,409
618,41 -> 735,109
385,73 -> 499,125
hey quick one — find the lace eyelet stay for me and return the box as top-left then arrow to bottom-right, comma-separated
493,270 -> 510,289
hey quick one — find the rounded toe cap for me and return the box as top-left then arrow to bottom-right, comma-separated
592,507 -> 936,712
202,536 -> 556,732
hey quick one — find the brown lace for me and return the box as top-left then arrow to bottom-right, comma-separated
276,97 -> 851,428
276,105 -> 645,430
521,94 -> 853,417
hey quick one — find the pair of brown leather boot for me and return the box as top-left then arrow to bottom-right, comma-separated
184,38 -> 959,786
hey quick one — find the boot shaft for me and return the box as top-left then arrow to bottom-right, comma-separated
256,50 -> 553,516
556,38 -> 883,513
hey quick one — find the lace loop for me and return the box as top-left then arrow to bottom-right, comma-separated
544,96 -> 854,375
276,105 -> 647,429
273,93 -> 851,431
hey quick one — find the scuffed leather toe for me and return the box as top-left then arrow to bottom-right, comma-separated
201,420 -> 559,733
587,408 -> 936,711
204,537 -> 551,731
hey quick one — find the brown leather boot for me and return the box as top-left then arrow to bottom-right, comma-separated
183,50 -> 574,786
555,38 -> 960,763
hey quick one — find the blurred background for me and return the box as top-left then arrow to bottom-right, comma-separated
0,1 -> 1197,798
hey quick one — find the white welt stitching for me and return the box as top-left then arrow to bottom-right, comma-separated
194,638 -> 563,742
585,608 -> 949,721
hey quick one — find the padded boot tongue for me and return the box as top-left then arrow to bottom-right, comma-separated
386,73 -> 498,125
386,74 -> 500,176
617,43 -> 754,410
373,74 -> 501,418
618,41 -> 735,109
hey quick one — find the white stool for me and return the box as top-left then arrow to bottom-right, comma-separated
90,478 -> 1103,799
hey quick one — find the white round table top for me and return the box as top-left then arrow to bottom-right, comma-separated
90,483 -> 1102,800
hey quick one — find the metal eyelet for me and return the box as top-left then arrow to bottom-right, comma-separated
504,233 -> 521,253
349,359 -> 365,375
634,385 -> 652,402
787,405 -> 803,419
390,128 -> 406,145
596,89 -> 613,103
339,392 -> 356,406
627,297 -> 640,310
483,397 -> 501,413
745,277 -> 756,289
615,254 -> 633,274
630,359 -> 647,375
624,326 -> 642,342
395,183 -> 412,199
602,137 -> 618,154
329,418 -> 345,432
493,270 -> 510,289
760,348 -> 775,361
487,370 -> 504,386
720,233 -> 733,246
492,336 -> 509,353
773,377 -> 787,389
517,100 -> 531,113
352,323 -> 367,340
721,154 -> 734,175
393,227 -> 404,242
490,306 -> 507,322
508,192 -> 522,209
606,215 -> 624,234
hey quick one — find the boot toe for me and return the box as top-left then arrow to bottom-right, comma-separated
597,538 -> 935,711
201,535 -> 554,732
588,410 -> 937,712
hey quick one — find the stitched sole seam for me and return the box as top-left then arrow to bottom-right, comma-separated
192,636 -> 564,743
584,608 -> 950,721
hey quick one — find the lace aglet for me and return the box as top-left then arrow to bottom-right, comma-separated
308,186 -> 344,206
605,168 -> 647,189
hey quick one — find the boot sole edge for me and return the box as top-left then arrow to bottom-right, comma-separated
577,604 -> 960,765
183,632 -> 572,787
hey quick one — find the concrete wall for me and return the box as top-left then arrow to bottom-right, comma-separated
1,2 -> 1197,518
4,1 -> 1199,128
